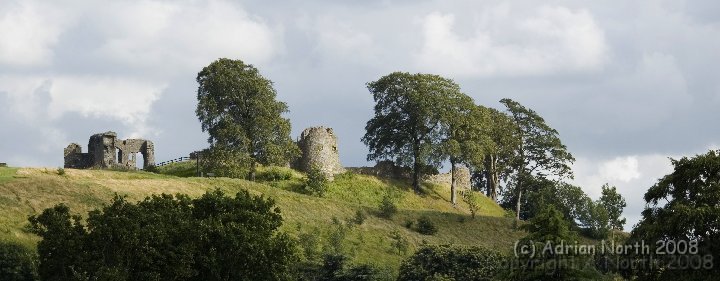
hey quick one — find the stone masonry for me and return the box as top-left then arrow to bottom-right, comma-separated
294,126 -> 345,179
64,131 -> 155,170
423,165 -> 472,190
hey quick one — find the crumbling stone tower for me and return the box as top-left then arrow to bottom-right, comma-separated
64,131 -> 155,170
295,126 -> 345,179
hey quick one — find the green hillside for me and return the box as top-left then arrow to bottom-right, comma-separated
0,165 -> 525,274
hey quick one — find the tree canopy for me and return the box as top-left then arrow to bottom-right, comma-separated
28,190 -> 297,281
362,72 -> 468,192
629,150 -> 720,280
499,98 -> 575,220
196,58 -> 299,180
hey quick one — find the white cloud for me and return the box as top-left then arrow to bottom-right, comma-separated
91,0 -> 281,75
0,76 -> 52,121
0,1 -> 71,67
308,16 -> 378,64
572,154 -> 676,230
415,5 -> 608,77
47,76 -> 166,136
598,156 -> 641,183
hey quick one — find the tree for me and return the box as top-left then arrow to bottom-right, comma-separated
598,184 -> 626,235
514,205 -> 603,281
28,190 -> 297,281
438,95 -> 490,205
628,150 -> 720,280
397,244 -> 507,281
0,241 -> 38,281
499,98 -> 575,221
363,72 -> 465,192
196,58 -> 299,180
472,106 -> 519,202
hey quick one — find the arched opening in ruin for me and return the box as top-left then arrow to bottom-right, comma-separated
117,149 -> 124,166
136,152 -> 145,170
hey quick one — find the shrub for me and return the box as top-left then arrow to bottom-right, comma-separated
143,164 -> 159,173
398,245 -> 507,281
56,167 -> 65,176
256,167 -> 293,181
462,191 -> 480,219
378,196 -> 397,219
389,230 -> 409,256
352,210 -> 367,225
403,220 -> 414,229
303,166 -> 328,196
416,216 -> 438,235
0,241 -> 38,281
28,189 -> 297,281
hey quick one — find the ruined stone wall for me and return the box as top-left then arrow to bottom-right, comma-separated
64,131 -> 155,170
88,132 -> 117,168
423,166 -> 471,189
116,139 -> 155,169
346,160 -> 410,179
294,126 -> 345,179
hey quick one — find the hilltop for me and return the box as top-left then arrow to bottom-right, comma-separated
0,165 -> 525,273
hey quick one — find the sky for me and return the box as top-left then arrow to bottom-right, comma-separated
1,0 -> 719,230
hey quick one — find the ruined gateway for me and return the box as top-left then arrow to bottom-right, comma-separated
64,131 -> 155,170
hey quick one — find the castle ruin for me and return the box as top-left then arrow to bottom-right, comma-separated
294,126 -> 345,179
64,131 -> 155,170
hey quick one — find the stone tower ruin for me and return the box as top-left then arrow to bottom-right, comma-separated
294,126 -> 345,179
64,131 -> 155,170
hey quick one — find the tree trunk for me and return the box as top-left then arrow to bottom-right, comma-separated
249,159 -> 256,181
484,155 -> 499,202
450,158 -> 457,206
515,189 -> 523,221
412,160 -> 421,193
411,142 -> 421,193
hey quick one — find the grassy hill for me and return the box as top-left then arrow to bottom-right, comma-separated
0,164 -> 526,274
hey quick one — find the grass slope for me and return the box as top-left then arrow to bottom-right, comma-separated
0,165 -> 525,274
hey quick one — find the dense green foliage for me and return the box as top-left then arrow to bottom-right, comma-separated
303,166 -> 329,196
599,184 -> 626,233
298,253 -> 388,281
628,150 -> 720,280
473,106 -> 520,202
377,195 -> 398,219
196,58 -> 299,180
498,99 -> 575,221
257,166 -> 294,181
514,205 -> 603,281
415,216 -> 438,235
462,190 -> 481,218
397,244 -> 507,281
28,190 -> 296,281
363,72 -> 467,192
437,93 -> 489,205
0,241 -> 38,281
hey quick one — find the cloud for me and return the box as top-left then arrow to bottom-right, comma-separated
0,1 -> 71,67
598,156 -> 641,183
91,0 -> 281,75
415,5 -> 608,77
47,76 -> 166,137
572,154 -> 676,230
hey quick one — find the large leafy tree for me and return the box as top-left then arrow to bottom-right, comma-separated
472,106 -> 520,202
196,58 -> 299,180
362,72 -> 466,192
514,205 -> 603,281
28,190 -> 297,281
438,95 -> 490,205
598,184 -> 626,234
499,98 -> 575,221
628,150 -> 720,280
